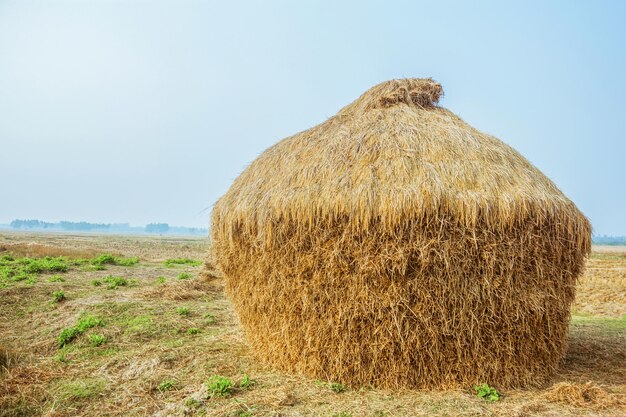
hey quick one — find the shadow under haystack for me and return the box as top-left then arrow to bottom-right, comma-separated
209,78 -> 591,389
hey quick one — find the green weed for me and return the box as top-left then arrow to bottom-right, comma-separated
76,315 -> 103,332
58,327 -> 80,348
90,254 -> 116,266
473,383 -> 500,401
11,272 -> 34,282
205,375 -> 233,398
102,275 -> 128,289
330,382 -> 345,393
177,272 -> 192,280
157,379 -> 176,392
52,291 -> 66,303
239,374 -> 254,390
187,327 -> 200,335
177,307 -> 190,316
89,334 -> 106,347
22,257 -> 69,274
58,315 -> 104,348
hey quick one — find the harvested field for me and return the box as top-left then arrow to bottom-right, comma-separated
0,232 -> 624,416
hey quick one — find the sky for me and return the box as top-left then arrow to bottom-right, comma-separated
0,0 -> 625,234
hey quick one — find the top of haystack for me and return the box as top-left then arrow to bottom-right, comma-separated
213,78 -> 589,243
340,78 -> 443,112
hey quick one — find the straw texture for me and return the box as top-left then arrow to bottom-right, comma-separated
209,78 -> 591,389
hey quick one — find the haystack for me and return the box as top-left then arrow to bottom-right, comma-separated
209,78 -> 591,389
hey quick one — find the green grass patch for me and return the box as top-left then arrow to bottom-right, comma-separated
48,275 -> 65,282
54,377 -> 106,401
164,258 -> 202,267
113,256 -> 140,266
122,315 -> 158,337
76,315 -> 104,332
0,254 -> 137,288
91,254 -> 139,267
82,264 -> 106,271
58,315 -> 104,348
0,256 -> 70,286
89,334 -> 107,347
177,307 -> 190,316
157,379 -> 176,392
177,272 -> 192,280
102,275 -> 129,290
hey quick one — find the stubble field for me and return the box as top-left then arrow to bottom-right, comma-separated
0,232 -> 624,416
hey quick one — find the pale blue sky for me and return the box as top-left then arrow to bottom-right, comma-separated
1,0 -> 624,234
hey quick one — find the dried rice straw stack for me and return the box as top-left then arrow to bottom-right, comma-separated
209,78 -> 591,389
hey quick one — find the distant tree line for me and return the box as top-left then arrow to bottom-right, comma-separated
10,219 -> 110,231
7,219 -> 207,236
10,219 -> 55,229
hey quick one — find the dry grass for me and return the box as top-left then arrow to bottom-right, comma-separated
0,242 -> 99,259
0,232 -> 623,417
573,252 -> 626,317
0,345 -> 20,371
211,78 -> 591,389
140,277 -> 222,301
545,381 -> 624,409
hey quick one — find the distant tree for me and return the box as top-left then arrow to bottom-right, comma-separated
59,221 -> 110,231
10,219 -> 54,229
145,223 -> 169,233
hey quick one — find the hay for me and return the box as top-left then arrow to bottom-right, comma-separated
209,78 -> 591,389
200,248 -> 222,281
545,381 -> 624,409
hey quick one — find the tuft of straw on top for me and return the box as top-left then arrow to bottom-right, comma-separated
208,78 -> 592,389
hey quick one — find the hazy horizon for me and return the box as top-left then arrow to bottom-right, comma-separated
2,1 -> 625,234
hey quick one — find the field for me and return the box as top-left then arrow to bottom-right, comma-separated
0,232 -> 624,417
